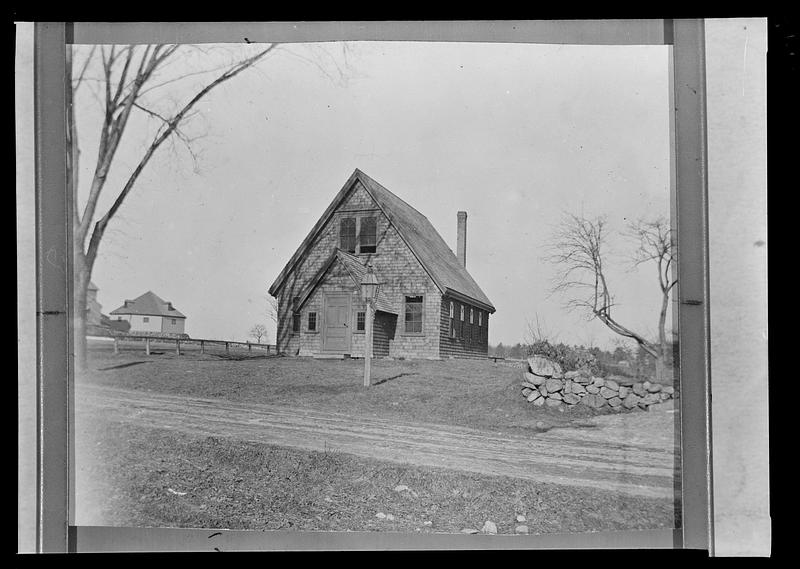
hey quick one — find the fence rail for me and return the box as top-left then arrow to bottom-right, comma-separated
90,334 -> 277,357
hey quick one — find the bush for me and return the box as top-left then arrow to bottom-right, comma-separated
525,340 -> 602,376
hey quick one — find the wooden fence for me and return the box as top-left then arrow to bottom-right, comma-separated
99,335 -> 277,357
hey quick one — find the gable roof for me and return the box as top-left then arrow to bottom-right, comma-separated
110,291 -> 186,318
269,169 -> 495,312
294,249 -> 398,315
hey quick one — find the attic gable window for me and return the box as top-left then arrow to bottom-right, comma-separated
340,217 -> 356,253
358,217 -> 377,254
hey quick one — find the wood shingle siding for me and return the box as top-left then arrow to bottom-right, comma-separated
270,169 -> 494,360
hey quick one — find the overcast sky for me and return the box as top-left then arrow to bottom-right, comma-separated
75,40 -> 673,348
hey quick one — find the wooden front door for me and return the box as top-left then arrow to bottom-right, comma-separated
322,293 -> 352,353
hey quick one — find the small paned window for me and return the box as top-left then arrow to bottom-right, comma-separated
404,295 -> 423,334
143,317 -> 149,323
308,312 -> 317,332
292,313 -> 301,333
171,319 -> 177,325
359,217 -> 377,254
356,311 -> 366,331
340,217 -> 356,253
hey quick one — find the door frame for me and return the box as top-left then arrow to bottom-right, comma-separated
321,292 -> 352,353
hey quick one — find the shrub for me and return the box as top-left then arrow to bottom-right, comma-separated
525,340 -> 602,376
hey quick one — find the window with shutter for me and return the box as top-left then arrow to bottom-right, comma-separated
358,217 -> 377,254
340,217 -> 356,253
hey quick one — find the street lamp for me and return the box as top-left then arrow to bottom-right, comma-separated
360,263 -> 380,387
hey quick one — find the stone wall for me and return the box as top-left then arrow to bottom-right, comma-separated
521,355 -> 678,412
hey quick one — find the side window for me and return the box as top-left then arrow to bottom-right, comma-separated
358,217 -> 377,254
143,316 -> 149,323
171,318 -> 177,325
478,311 -> 483,327
404,295 -> 423,334
340,217 -> 356,253
308,312 -> 317,332
356,311 -> 366,331
449,301 -> 455,338
460,305 -> 465,321
470,308 -> 474,324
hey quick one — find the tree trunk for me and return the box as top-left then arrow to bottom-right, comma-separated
654,351 -> 665,383
73,253 -> 90,372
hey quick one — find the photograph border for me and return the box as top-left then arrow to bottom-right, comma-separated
24,19 -> 714,552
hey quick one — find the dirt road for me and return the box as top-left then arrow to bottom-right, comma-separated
78,384 -> 680,499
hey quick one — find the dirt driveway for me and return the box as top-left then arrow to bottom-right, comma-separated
78,384 -> 680,500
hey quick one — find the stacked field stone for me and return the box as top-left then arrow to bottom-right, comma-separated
521,355 -> 677,412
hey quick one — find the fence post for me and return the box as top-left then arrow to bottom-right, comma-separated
248,342 -> 252,352
200,340 -> 204,354
145,337 -> 150,356
176,339 -> 181,356
225,342 -> 229,353
113,337 -> 119,354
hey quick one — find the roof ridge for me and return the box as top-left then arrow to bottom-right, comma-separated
355,170 -> 430,221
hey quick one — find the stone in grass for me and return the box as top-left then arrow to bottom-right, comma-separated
526,390 -> 541,402
545,378 -> 563,393
607,396 -> 622,408
516,514 -> 527,523
522,387 -> 533,397
643,393 -> 661,405
650,400 -> 675,412
515,525 -> 530,535
563,393 -> 581,405
599,386 -> 618,399
423,520 -> 433,526
482,520 -> 498,534
586,385 -> 600,395
394,485 -> 409,492
527,355 -> 564,379
545,397 -> 563,408
604,378 -> 620,391
461,528 -> 480,535
532,397 -> 546,407
376,512 -> 387,519
524,372 -> 545,387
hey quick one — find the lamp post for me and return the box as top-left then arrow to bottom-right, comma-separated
360,263 -> 380,387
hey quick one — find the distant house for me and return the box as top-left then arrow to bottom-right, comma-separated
268,169 -> 496,359
86,281 -> 103,326
110,291 -> 187,336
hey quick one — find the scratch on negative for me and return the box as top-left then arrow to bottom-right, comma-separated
742,30 -> 749,97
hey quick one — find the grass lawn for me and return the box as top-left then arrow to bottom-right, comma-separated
76,346 -> 679,534
81,346 -> 616,434
78,412 -> 677,534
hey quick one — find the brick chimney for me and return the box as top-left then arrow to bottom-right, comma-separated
457,211 -> 467,268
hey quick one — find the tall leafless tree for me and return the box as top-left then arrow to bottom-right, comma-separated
69,43 -> 278,370
546,213 -> 676,382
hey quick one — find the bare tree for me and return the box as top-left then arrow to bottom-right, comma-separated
545,213 -> 676,382
249,324 -> 269,344
69,43 -> 278,370
267,296 -> 279,324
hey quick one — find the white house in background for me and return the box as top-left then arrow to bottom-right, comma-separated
86,281 -> 103,326
109,291 -> 187,336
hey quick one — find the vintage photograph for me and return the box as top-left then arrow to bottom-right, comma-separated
70,38 -> 682,535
